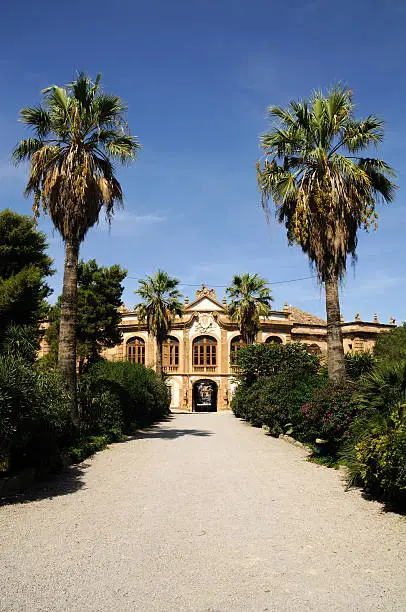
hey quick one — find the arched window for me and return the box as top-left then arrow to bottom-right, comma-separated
162,336 -> 180,367
127,337 -> 145,364
265,336 -> 283,344
193,335 -> 217,366
230,336 -> 245,364
307,343 -> 322,356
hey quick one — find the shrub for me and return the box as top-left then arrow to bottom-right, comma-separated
299,380 -> 359,444
0,323 -> 41,362
232,371 -> 326,435
235,342 -> 320,384
355,362 -> 406,416
342,405 -> 406,504
0,355 -> 72,473
79,360 -> 170,434
344,351 -> 375,380
231,342 -> 323,433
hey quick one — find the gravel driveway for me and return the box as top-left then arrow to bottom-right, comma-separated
1,412 -> 405,611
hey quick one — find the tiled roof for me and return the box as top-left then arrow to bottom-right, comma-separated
289,306 -> 326,326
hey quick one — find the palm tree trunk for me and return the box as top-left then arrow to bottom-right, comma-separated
325,273 -> 346,382
58,237 -> 80,425
155,338 -> 163,379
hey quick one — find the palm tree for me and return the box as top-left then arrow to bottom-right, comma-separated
257,85 -> 396,381
13,73 -> 140,423
134,271 -> 183,379
226,273 -> 273,344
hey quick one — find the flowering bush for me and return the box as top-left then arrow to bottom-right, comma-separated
299,380 -> 359,443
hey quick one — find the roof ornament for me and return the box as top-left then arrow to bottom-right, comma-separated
184,296 -> 189,305
355,312 -> 361,322
196,284 -> 216,300
374,313 -> 379,323
340,314 -> 344,323
390,316 -> 396,325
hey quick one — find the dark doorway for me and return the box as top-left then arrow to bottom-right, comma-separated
193,380 -> 218,412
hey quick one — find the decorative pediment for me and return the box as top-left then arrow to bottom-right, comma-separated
184,285 -> 226,313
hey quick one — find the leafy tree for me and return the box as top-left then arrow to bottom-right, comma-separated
44,259 -> 127,372
226,273 -> 272,344
373,323 -> 406,365
257,85 -> 396,382
134,270 -> 183,379
13,73 -> 140,423
0,208 -> 53,334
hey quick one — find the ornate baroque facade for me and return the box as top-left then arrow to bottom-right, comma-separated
102,285 -> 395,412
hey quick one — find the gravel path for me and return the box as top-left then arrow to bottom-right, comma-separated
1,412 -> 405,611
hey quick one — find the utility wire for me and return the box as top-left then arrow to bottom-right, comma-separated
126,275 -> 317,286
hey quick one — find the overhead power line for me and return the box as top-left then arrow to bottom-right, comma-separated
125,275 -> 317,286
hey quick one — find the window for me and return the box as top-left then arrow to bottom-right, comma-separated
265,336 -> 283,344
193,335 -> 217,366
307,343 -> 322,356
127,337 -> 145,364
230,336 -> 245,364
162,336 -> 180,367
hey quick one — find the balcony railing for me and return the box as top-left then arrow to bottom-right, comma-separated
193,365 -> 217,373
162,365 -> 179,373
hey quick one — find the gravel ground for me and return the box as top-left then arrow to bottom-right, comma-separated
1,412 -> 405,612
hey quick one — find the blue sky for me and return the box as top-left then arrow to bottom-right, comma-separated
1,0 -> 406,322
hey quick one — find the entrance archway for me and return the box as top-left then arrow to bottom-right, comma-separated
192,379 -> 218,412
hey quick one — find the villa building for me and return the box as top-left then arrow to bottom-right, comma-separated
101,284 -> 396,412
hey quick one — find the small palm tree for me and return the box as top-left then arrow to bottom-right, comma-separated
134,271 -> 183,379
13,73 -> 140,423
226,273 -> 273,344
257,85 -> 396,381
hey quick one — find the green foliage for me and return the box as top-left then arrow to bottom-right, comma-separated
344,351 -> 375,380
0,355 -> 72,473
1,324 -> 40,362
373,323 -> 406,365
70,435 -> 109,464
231,342 -> 324,435
235,342 -> 320,384
134,270 -> 183,343
13,73 -> 141,242
0,209 -> 53,334
355,361 -> 406,416
257,85 -> 396,283
232,372 -> 325,436
226,273 -> 272,344
299,380 -> 359,443
79,360 -> 170,433
46,259 -> 127,370
341,404 -> 406,504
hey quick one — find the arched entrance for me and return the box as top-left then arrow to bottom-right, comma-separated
192,379 -> 218,412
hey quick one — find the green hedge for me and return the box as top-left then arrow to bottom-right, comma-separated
79,360 -> 171,434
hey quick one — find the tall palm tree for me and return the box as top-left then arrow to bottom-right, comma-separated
13,73 -> 140,423
134,271 -> 183,379
226,273 -> 273,344
257,85 -> 396,381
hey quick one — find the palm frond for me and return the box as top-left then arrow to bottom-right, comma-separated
12,138 -> 43,163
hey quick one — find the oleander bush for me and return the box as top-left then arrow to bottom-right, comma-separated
231,342 -> 324,434
299,380 -> 359,444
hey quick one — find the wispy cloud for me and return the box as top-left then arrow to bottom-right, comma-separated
0,160 -> 27,182
96,209 -> 167,235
